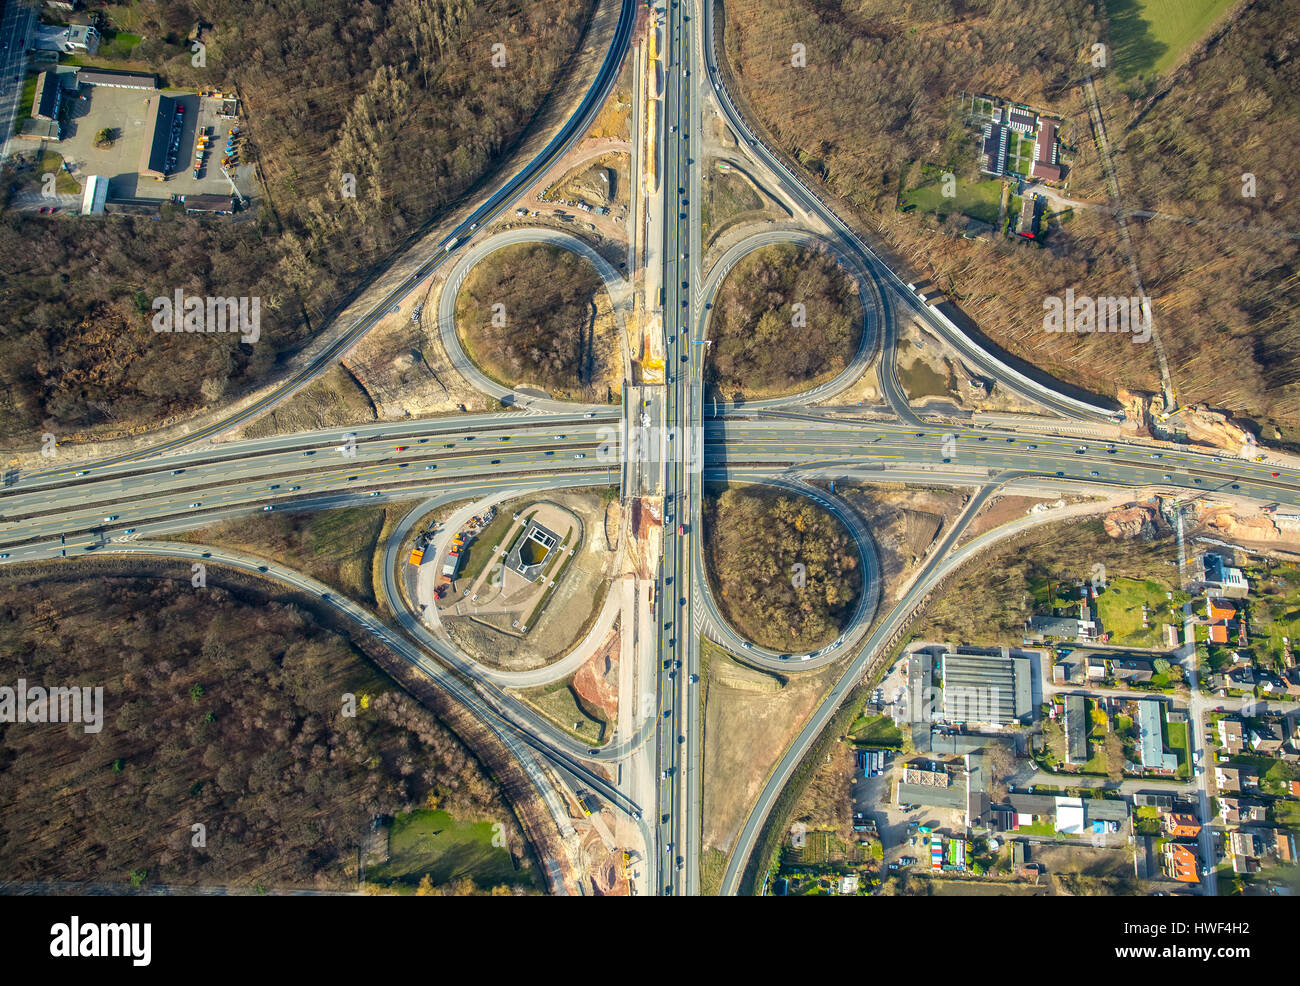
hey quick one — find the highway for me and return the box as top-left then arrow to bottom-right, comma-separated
652,0 -> 697,895
20,0 -> 640,482
0,0 -> 36,160
3,0 -> 1287,898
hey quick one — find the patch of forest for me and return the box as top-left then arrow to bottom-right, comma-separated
703,485 -> 863,650
0,573 -> 530,891
720,0 -> 1300,437
911,518 -> 1179,645
706,243 -> 862,398
455,242 -> 611,398
0,0 -> 596,444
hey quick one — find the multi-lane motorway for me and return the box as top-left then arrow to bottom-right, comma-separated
1,0 -> 1290,896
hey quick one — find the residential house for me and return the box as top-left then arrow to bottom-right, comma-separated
1209,624 -> 1229,645
1028,614 -> 1095,642
1230,829 -> 1267,873
1248,721 -> 1285,754
1214,765 -> 1258,794
1278,831 -> 1297,864
1220,797 -> 1268,825
32,21 -> 99,55
1218,717 -> 1245,754
1162,812 -> 1201,839
1162,842 -> 1200,883
1228,666 -> 1258,690
1111,656 -> 1157,684
1207,598 -> 1236,622
1031,118 -> 1062,182
1134,793 -> 1174,810
1200,553 -> 1249,599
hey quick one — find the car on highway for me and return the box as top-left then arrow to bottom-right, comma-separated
425,464 -> 437,470
499,436 -> 510,441
689,673 -> 699,683
289,485 -> 301,491
677,524 -> 685,535
1163,474 -> 1172,481
103,515 -> 118,521
74,470 -> 88,477
1055,471 -> 1064,477
263,505 -> 274,511
1089,471 -> 1099,477
574,453 -> 586,459
394,445 -> 408,451
1272,472 -> 1280,477
0,554 -> 8,560
302,450 -> 315,456
171,469 -> 185,475
190,502 -> 201,508
123,529 -> 135,534
368,491 -> 381,497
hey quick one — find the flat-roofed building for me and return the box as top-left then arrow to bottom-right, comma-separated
80,174 -> 108,215
31,69 -> 64,122
1137,700 -> 1177,773
938,649 -> 1032,725
76,69 -> 157,90
32,21 -> 99,55
1064,694 -> 1087,765
183,194 -> 234,215
138,95 -> 172,180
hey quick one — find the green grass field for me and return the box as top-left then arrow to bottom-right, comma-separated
367,809 -> 528,890
1165,720 -> 1191,779
517,676 -> 607,743
1243,562 -> 1300,668
1094,576 -> 1187,647
455,506 -> 524,585
100,31 -> 142,60
850,713 -> 904,748
900,176 -> 1003,225
1105,0 -> 1236,79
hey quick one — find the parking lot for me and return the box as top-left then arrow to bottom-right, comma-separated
51,84 -> 239,201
